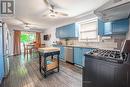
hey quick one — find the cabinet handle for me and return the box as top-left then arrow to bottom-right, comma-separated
83,80 -> 92,84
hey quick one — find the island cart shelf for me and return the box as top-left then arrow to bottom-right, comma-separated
38,47 -> 60,78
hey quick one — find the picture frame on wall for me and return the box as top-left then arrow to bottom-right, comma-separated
43,34 -> 51,41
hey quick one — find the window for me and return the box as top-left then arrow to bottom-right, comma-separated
21,32 -> 36,44
79,18 -> 99,42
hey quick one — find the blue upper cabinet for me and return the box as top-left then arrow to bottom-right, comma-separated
56,23 -> 79,38
98,19 -> 104,36
98,18 -> 129,36
112,18 -> 129,34
104,22 -> 112,35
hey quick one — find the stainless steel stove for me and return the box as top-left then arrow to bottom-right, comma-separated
87,49 -> 128,63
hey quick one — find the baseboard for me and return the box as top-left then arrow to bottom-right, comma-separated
75,64 -> 83,68
66,61 -> 74,65
60,59 -> 65,62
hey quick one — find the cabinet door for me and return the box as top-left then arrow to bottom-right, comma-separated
104,22 -> 112,35
83,57 -> 98,87
65,24 -> 75,38
112,18 -> 129,34
60,46 -> 64,60
74,48 -> 82,66
56,23 -> 79,38
84,57 -> 128,87
53,45 -> 64,60
98,19 -> 104,36
98,20 -> 112,36
126,64 -> 130,87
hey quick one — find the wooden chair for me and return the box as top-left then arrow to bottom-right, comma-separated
34,42 -> 40,50
23,44 -> 32,55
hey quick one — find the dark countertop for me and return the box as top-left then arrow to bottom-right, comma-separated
84,53 -> 124,64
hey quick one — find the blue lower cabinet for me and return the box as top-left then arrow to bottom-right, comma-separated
74,47 -> 83,66
59,46 -> 64,60
53,45 -> 64,60
74,47 -> 94,67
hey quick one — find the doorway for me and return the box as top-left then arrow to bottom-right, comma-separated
20,32 -> 36,53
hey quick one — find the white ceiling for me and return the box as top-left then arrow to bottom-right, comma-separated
2,0 -> 109,30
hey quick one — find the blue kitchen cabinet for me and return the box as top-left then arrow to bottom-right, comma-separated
56,23 -> 79,38
104,22 -> 112,35
53,45 -> 65,60
98,19 -> 104,36
98,19 -> 112,36
98,18 -> 129,36
59,46 -> 64,60
74,47 -> 83,66
112,18 -> 129,34
74,47 -> 94,66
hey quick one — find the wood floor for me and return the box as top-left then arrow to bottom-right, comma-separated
1,54 -> 82,87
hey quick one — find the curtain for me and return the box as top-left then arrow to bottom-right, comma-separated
13,30 -> 21,55
36,32 -> 41,48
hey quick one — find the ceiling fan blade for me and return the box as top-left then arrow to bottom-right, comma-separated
55,12 -> 68,16
43,0 -> 54,10
43,0 -> 49,6
16,18 -> 30,25
42,11 -> 51,17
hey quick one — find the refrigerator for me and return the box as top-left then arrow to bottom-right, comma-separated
0,22 -> 10,84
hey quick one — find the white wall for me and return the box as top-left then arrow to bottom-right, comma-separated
9,30 -> 14,55
126,18 -> 130,40
41,28 -> 59,46
41,13 -> 96,46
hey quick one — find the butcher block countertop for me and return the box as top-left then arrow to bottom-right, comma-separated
38,47 -> 60,53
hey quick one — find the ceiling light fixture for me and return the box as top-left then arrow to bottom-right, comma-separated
24,24 -> 30,30
49,12 -> 57,18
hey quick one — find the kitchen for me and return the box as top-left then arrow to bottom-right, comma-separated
0,0 -> 130,87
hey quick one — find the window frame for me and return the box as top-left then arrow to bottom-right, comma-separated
78,18 -> 99,42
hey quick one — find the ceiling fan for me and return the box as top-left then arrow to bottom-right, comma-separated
43,0 -> 68,17
16,18 -> 40,30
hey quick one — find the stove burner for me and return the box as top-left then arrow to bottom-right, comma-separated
87,49 -> 128,63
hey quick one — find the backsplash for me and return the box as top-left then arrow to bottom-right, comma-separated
59,35 -> 126,50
